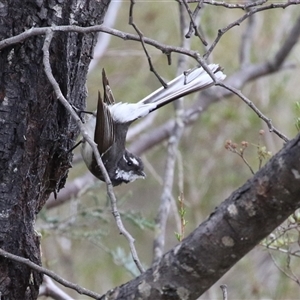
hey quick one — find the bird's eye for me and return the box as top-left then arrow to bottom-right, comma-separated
127,160 -> 133,166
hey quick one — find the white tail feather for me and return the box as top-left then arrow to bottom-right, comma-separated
110,64 -> 226,123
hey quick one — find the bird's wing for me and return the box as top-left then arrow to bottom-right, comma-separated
94,91 -> 115,155
102,68 -> 115,106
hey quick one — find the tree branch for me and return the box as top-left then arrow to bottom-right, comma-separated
217,82 -> 289,142
129,0 -> 168,87
42,29 -> 144,273
4,132 -> 300,299
0,248 -> 101,299
0,24 -> 201,64
100,132 -> 300,299
204,0 -> 299,59
39,275 -> 74,300
188,0 -> 268,9
129,11 -> 300,155
181,0 -> 207,45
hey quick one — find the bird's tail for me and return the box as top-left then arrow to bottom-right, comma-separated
108,64 -> 226,124
139,64 -> 226,109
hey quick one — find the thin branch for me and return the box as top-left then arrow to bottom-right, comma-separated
23,2 -> 299,215
268,250 -> 300,285
42,29 -> 144,273
204,0 -> 300,59
185,0 -> 204,38
129,0 -> 167,88
217,82 -> 289,142
1,1 -> 297,65
180,0 -> 207,45
0,24 -> 200,63
188,0 -> 268,9
0,248 -> 101,299
39,275 -> 74,300
225,141 -> 255,175
133,13 -> 300,152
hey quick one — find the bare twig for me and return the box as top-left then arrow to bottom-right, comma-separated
225,140 -> 255,175
42,29 -> 144,273
0,248 -> 101,299
268,251 -> 300,286
204,0 -> 300,59
39,275 -> 74,300
188,0 -> 268,9
129,0 -> 167,88
0,24 -> 199,64
185,0 -> 204,38
21,1 -> 298,220
217,82 -> 289,142
1,1 -> 297,66
180,0 -> 207,45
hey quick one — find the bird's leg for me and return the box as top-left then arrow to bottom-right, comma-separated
67,140 -> 83,154
71,104 -> 94,123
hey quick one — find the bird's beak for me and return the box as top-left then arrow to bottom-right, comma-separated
139,171 -> 146,179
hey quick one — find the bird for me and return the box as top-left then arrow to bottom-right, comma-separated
81,64 -> 226,186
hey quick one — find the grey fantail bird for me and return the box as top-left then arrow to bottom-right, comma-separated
81,64 -> 226,186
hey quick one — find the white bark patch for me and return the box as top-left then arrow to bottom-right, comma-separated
177,287 -> 190,299
173,244 -> 181,255
53,5 -> 62,18
222,236 -> 235,247
180,264 -> 200,278
2,96 -> 9,106
138,281 -> 151,297
242,200 -> 256,217
0,210 -> 9,218
227,204 -> 238,216
7,48 -> 14,65
278,157 -> 284,168
291,169 -> 300,179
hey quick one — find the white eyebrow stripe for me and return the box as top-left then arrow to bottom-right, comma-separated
123,154 -> 128,163
130,157 -> 139,166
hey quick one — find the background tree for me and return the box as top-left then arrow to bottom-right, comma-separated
0,1 -> 300,299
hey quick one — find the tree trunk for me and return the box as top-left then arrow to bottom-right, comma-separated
0,1 -> 110,298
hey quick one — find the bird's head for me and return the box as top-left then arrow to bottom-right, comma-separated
114,151 -> 146,185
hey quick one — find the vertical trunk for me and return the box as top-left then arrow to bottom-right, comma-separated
0,1 -> 110,298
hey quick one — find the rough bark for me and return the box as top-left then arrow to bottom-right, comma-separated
101,133 -> 300,299
0,1 -> 110,299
